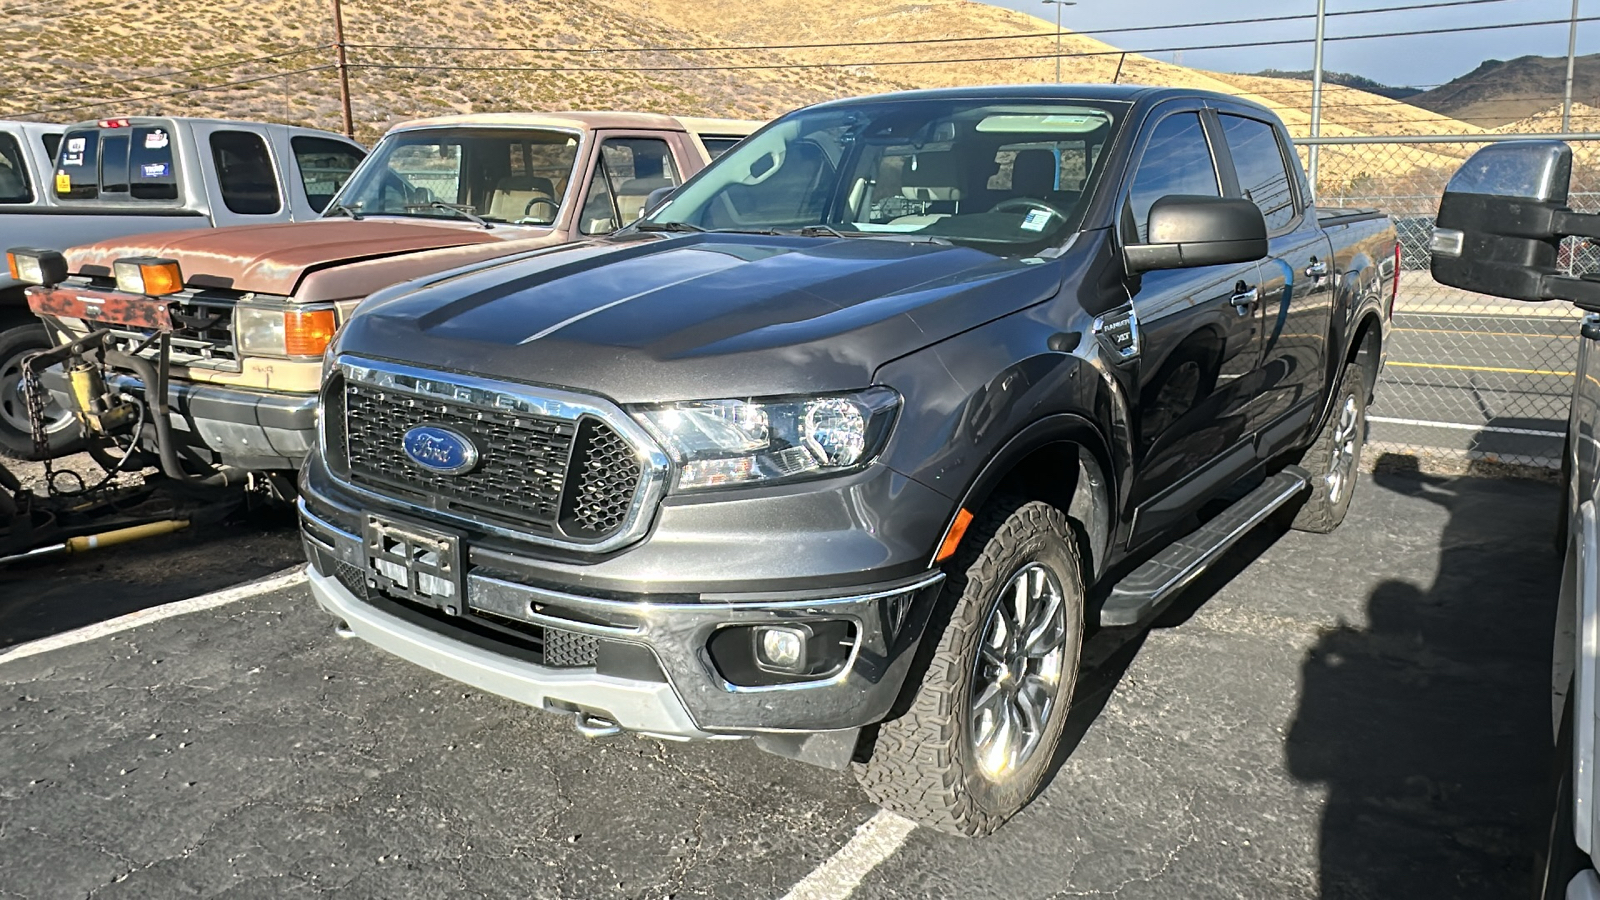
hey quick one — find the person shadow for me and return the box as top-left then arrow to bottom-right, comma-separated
1285,454 -> 1561,898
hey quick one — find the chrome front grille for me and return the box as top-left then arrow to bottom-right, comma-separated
328,358 -> 668,551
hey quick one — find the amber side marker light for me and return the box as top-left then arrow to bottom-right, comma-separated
935,508 -> 975,562
284,308 -> 339,357
112,257 -> 184,296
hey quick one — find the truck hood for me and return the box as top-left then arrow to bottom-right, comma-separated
66,219 -> 512,296
337,232 -> 1073,403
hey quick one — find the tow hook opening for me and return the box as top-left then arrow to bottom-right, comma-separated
544,699 -> 624,738
333,619 -> 355,639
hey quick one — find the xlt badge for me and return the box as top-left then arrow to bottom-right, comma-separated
401,424 -> 480,475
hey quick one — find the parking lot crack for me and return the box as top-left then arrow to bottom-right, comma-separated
1049,789 -> 1200,898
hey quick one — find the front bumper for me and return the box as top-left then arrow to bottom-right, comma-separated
300,499 -> 946,738
44,369 -> 315,471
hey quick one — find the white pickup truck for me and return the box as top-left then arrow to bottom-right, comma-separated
0,116 -> 364,459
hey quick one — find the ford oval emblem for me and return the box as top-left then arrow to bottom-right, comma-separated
401,425 -> 479,475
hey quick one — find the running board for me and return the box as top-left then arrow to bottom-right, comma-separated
1098,466 -> 1312,628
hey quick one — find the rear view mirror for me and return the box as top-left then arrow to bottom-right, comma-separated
1432,140 -> 1577,302
643,185 -> 676,217
1124,196 -> 1268,274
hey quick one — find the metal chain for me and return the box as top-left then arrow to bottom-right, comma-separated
19,355 -> 56,491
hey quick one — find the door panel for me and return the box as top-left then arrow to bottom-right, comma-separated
1253,228 -> 1335,450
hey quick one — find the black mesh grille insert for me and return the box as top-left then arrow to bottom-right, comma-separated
343,380 -> 575,532
559,418 -> 642,538
544,629 -> 601,668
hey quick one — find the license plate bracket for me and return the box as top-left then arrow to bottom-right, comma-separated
363,515 -> 465,613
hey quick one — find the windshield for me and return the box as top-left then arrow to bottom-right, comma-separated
330,127 -> 581,225
647,99 -> 1124,254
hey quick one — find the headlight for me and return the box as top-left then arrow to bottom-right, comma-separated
112,256 -> 183,296
236,305 -> 338,358
633,387 -> 899,491
6,248 -> 68,286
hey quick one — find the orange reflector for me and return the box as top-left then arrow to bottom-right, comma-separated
284,308 -> 338,357
138,261 -> 183,296
5,252 -> 18,282
935,508 -> 974,562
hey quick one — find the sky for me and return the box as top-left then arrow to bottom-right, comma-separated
982,0 -> 1596,89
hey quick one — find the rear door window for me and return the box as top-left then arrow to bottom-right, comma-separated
0,133 -> 32,203
291,136 -> 364,212
210,131 -> 281,215
1219,114 -> 1297,232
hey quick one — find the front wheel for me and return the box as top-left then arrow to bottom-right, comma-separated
854,496 -> 1085,836
1292,362 -> 1368,534
0,323 -> 82,461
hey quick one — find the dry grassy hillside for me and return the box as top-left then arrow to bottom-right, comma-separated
1410,54 -> 1600,127
2,0 -> 1495,154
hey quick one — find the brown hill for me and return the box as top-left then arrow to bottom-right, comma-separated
1408,54 -> 1600,128
2,0 -> 1485,151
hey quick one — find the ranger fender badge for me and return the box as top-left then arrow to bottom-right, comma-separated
1093,305 -> 1140,362
401,425 -> 480,475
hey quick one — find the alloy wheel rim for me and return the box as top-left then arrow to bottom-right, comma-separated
1327,394 -> 1359,504
968,562 -> 1069,779
0,357 -> 71,436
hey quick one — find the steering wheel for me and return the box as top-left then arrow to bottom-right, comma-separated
520,197 -> 558,224
989,197 -> 1070,221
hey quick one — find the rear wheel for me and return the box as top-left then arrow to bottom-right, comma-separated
0,323 -> 81,461
1536,689 -> 1589,899
1292,362 -> 1368,534
854,496 -> 1085,836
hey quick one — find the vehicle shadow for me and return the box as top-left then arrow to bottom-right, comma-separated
1285,452 -> 1559,898
0,499 -> 303,650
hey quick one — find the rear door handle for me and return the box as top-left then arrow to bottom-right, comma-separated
1306,258 -> 1329,278
1230,285 -> 1259,314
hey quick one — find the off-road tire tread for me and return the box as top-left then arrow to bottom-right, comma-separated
854,496 -> 1083,837
1291,362 -> 1367,534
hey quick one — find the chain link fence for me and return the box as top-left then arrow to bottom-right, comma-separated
1293,135 -> 1600,471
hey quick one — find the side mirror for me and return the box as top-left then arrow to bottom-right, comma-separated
643,185 -> 677,217
1432,140 -> 1581,302
1124,196 -> 1268,274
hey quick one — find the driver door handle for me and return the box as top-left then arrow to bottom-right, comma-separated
1306,258 -> 1329,278
1230,284 -> 1259,314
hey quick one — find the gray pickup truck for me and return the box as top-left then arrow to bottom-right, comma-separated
296,85 -> 1397,835
0,116 -> 363,459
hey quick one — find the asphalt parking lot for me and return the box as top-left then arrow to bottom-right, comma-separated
0,466 -> 1563,899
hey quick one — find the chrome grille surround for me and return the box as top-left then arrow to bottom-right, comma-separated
326,356 -> 671,554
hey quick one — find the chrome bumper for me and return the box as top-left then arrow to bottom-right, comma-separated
299,500 -> 946,738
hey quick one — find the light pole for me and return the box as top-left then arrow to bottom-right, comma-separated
1041,0 -> 1077,84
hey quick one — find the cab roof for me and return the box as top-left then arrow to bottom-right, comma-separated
388,111 -> 764,136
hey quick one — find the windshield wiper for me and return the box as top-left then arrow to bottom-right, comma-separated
405,201 -> 492,229
797,224 -> 848,238
325,202 -> 364,221
634,220 -> 706,233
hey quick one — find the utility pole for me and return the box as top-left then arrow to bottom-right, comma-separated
1564,0 -> 1580,132
330,0 -> 354,138
1041,0 -> 1076,84
1309,0 -> 1327,200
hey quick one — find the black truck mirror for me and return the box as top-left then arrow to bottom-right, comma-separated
1124,195 -> 1269,274
1432,140 -> 1577,303
643,185 -> 677,217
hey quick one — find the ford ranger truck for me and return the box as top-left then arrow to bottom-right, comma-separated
1,116 -> 364,460
10,112 -> 759,483
297,85 -> 1397,835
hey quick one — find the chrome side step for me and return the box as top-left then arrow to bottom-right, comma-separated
1098,466 -> 1312,628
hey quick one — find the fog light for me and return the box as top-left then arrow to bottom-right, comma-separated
112,256 -> 183,296
756,626 -> 808,673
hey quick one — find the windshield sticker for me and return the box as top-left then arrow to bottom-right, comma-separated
1021,209 -> 1052,232
55,172 -> 70,192
141,162 -> 170,178
61,153 -> 83,167
66,137 -> 85,154
144,130 -> 169,150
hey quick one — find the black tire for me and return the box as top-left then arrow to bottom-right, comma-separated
854,496 -> 1086,836
1536,688 -> 1589,900
0,323 -> 82,461
1292,362 -> 1368,534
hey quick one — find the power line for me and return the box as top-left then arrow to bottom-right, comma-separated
0,47 -> 322,100
14,65 -> 335,118
346,15 -> 1600,75
345,0 -> 1525,54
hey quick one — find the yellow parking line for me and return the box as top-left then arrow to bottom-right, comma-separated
1387,361 -> 1576,377
1394,326 -> 1575,340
